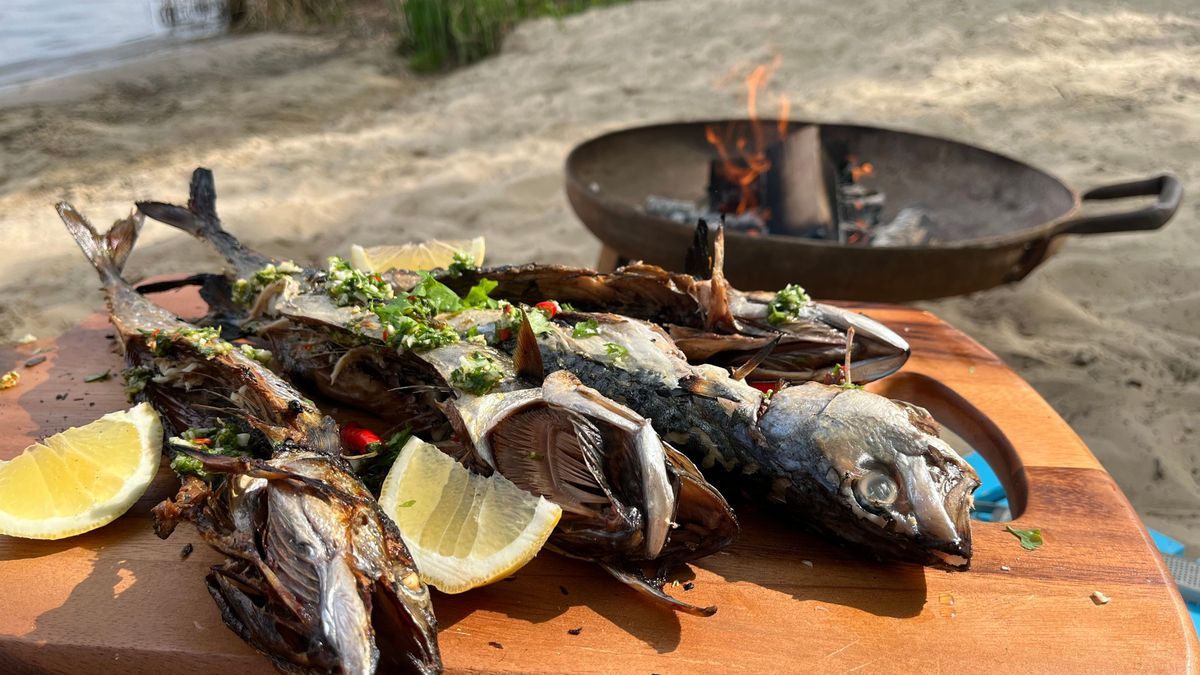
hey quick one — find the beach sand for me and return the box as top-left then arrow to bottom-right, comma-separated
1,0 -> 1197,548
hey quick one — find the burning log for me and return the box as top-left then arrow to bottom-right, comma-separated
763,125 -> 839,239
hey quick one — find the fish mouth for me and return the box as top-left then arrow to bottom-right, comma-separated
372,581 -> 442,674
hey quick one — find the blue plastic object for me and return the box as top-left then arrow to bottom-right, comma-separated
1153,530 -> 1186,556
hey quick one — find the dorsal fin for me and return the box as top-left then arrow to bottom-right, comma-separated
731,335 -> 782,381
683,218 -> 713,279
512,311 -> 545,383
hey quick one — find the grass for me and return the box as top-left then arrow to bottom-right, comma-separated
401,0 -> 631,72
160,0 -> 631,71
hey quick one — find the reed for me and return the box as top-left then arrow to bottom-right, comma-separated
401,0 -> 631,72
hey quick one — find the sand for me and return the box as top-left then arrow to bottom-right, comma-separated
1,0 -> 1197,548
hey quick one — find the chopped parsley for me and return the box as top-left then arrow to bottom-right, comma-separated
450,351 -> 505,395
766,284 -> 811,325
232,261 -> 301,306
1005,525 -> 1044,550
446,252 -> 477,278
124,366 -> 153,398
603,342 -> 629,361
325,256 -> 394,307
572,318 -> 600,338
462,278 -> 499,309
408,273 -> 462,314
497,304 -> 554,338
168,420 -> 255,479
238,343 -> 273,365
370,302 -> 459,352
142,326 -> 233,359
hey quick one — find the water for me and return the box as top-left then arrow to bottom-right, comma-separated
0,0 -> 225,88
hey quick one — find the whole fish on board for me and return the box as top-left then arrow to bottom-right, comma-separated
138,169 -> 738,616
438,307 -> 979,569
58,203 -> 442,674
426,220 -> 910,385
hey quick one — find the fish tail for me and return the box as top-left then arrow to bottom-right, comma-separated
136,167 -> 219,239
57,201 -> 143,284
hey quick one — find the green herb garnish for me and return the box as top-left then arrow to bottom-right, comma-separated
462,278 -> 499,309
408,273 -> 463,314
446,252 -> 477,278
572,318 -> 600,338
142,326 -> 232,359
232,261 -> 301,306
167,420 -> 258,480
766,283 -> 811,325
84,370 -> 111,383
357,429 -> 412,495
603,342 -> 629,361
450,351 -> 505,395
238,343 -> 273,365
397,499 -> 416,508
325,256 -> 394,307
123,366 -> 153,399
1005,525 -> 1044,550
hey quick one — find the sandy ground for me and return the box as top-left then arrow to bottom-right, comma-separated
1,0 -> 1197,548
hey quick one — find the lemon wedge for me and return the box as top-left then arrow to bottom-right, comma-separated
350,237 -> 486,273
378,436 -> 561,593
0,403 -> 163,540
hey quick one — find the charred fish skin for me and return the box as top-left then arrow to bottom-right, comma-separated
138,169 -> 738,616
456,308 -> 978,569
59,203 -> 442,674
434,221 -> 910,385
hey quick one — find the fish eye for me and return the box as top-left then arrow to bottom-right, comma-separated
855,471 -> 898,509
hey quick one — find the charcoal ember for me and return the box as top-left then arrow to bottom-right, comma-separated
837,183 -> 886,228
712,211 -> 767,234
644,195 -> 704,223
871,208 -> 934,246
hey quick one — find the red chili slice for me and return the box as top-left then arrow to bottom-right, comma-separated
340,422 -> 382,454
535,301 -> 560,318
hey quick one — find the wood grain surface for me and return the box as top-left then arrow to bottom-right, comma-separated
0,283 -> 1195,673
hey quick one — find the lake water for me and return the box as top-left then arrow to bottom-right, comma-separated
0,0 -> 225,88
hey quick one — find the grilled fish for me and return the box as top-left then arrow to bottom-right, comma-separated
138,169 -> 738,615
431,221 -> 910,385
440,307 -> 979,569
59,203 -> 442,674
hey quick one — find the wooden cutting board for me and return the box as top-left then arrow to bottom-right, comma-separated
0,285 -> 1195,673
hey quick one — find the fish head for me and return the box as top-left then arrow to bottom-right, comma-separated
461,371 -> 676,562
762,383 -> 979,568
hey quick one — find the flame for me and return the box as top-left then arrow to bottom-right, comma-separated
706,58 -> 790,216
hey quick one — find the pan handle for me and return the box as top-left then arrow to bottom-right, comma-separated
1052,173 -> 1182,236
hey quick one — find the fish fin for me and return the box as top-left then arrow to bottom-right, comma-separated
730,335 -> 782,380
683,218 -> 712,279
136,167 -> 220,238
599,563 -> 717,617
702,222 -> 737,332
678,374 -> 722,399
512,312 -> 545,383
57,202 -> 144,282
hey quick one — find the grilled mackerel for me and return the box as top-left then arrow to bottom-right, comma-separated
60,203 -> 441,674
430,221 -> 910,385
138,169 -> 738,615
441,307 -> 979,569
